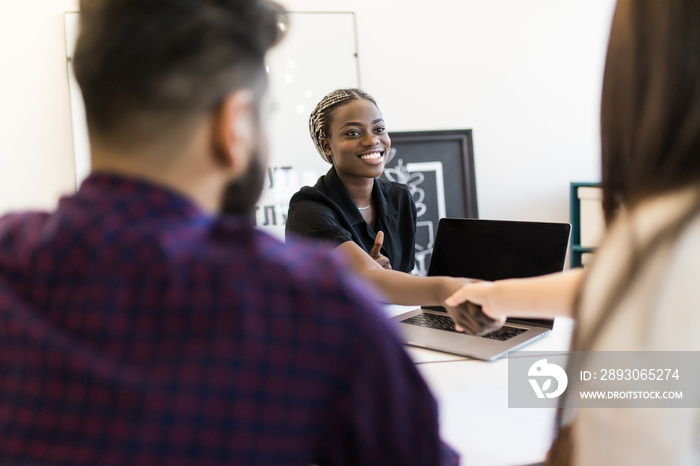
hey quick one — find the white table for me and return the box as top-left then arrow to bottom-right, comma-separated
384,305 -> 575,466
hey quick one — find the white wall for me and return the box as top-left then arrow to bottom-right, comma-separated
277,0 -> 616,222
0,0 -> 616,222
0,0 -> 79,214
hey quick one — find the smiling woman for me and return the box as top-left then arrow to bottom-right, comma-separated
284,89 -> 501,333
286,89 -> 416,273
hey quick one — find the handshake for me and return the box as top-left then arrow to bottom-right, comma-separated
443,281 -> 505,336
446,300 -> 503,336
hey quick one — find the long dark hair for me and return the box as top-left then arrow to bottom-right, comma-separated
600,0 -> 700,223
583,0 -> 700,343
553,3 -> 700,459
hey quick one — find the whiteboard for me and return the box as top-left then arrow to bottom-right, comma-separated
64,12 -> 359,239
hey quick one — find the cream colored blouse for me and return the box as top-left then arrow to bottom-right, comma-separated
572,187 -> 700,465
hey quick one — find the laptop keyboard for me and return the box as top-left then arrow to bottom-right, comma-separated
400,313 -> 528,341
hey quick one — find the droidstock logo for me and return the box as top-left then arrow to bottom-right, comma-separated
528,358 -> 568,399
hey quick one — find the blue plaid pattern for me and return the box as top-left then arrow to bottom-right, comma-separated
0,174 -> 458,465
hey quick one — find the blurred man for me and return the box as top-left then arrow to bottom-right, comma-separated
0,0 -> 457,464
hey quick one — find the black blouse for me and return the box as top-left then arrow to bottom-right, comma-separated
285,166 -> 417,273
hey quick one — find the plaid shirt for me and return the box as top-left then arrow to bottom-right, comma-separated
0,174 -> 458,466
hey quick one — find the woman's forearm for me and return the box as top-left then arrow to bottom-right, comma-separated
445,268 -> 585,320
361,269 -> 466,306
335,240 -> 466,306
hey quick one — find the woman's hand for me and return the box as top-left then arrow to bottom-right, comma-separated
369,231 -> 392,270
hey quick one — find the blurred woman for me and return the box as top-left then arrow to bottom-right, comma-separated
446,1 -> 700,464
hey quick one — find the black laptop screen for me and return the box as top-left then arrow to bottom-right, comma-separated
428,218 -> 571,281
427,218 -> 570,328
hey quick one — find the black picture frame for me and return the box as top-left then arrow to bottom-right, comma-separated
380,129 -> 478,275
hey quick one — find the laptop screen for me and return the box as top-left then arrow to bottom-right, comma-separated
427,218 -> 571,327
428,218 -> 571,280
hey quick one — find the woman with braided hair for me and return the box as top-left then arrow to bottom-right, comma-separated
287,89 -> 413,272
286,89 -> 502,334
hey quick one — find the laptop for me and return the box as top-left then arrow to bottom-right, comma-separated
391,218 -> 571,361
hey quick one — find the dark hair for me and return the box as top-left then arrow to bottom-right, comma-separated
308,88 -> 378,163
554,4 -> 700,446
73,0 -> 286,148
600,0 -> 700,223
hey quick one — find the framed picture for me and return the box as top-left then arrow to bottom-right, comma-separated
381,129 -> 478,275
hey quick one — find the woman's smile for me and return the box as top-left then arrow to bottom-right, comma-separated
358,149 -> 384,164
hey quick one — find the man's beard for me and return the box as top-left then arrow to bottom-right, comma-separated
220,149 -> 266,223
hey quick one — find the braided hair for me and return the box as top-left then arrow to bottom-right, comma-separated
309,88 -> 378,164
